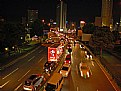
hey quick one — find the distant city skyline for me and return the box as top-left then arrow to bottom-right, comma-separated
0,0 -> 120,24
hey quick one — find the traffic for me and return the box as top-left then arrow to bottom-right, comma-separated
1,37 -> 118,91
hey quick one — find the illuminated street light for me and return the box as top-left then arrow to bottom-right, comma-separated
5,48 -> 8,51
42,19 -> 45,23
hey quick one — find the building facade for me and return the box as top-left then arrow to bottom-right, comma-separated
56,0 -> 67,33
28,10 -> 38,26
101,0 -> 113,28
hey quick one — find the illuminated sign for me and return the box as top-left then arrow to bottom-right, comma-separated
48,47 -> 57,61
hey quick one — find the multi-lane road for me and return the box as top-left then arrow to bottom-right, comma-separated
62,44 -> 118,91
1,46 -> 48,91
0,43 -> 120,91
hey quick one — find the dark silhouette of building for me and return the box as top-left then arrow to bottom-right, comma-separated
56,0 -> 67,33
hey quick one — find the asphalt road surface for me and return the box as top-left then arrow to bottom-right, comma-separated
0,43 -> 119,91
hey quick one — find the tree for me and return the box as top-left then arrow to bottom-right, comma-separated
82,23 -> 96,34
1,22 -> 26,53
31,19 -> 43,37
112,30 -> 120,42
89,27 -> 114,57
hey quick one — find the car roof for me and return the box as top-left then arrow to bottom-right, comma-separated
66,54 -> 71,57
48,73 -> 62,85
63,63 -> 70,67
27,74 -> 42,81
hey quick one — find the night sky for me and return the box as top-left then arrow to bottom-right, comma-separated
0,0 -> 120,23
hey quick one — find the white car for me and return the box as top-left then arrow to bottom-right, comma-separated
79,63 -> 92,78
23,74 -> 45,91
60,63 -> 71,77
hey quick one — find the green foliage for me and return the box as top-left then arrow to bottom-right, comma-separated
82,23 -> 96,34
112,30 -> 120,41
89,28 -> 114,49
31,19 -> 44,37
0,22 -> 26,52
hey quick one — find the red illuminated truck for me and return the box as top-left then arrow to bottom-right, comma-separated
48,44 -> 63,62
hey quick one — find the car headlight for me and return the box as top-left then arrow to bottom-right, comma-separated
66,72 -> 68,76
60,71 -> 62,74
87,72 -> 89,77
81,71 -> 83,76
45,69 -> 48,72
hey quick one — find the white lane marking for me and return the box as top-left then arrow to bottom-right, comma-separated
18,70 -> 30,81
28,56 -> 35,62
14,83 -> 23,91
38,57 -> 44,63
39,50 -> 43,53
77,86 -> 79,91
2,68 -> 19,79
76,65 -> 78,75
0,80 -> 10,88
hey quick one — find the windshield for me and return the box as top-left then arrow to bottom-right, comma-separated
45,83 -> 56,91
62,66 -> 68,71
24,81 -> 31,86
66,57 -> 71,60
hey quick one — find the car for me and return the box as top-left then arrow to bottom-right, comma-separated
68,48 -> 72,53
45,38 -> 54,43
80,45 -> 85,49
79,63 -> 92,78
60,63 -> 71,77
23,74 -> 45,91
64,54 -> 71,64
67,44 -> 71,49
43,61 -> 57,73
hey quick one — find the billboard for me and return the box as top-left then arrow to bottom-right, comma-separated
48,44 -> 63,61
48,47 -> 57,61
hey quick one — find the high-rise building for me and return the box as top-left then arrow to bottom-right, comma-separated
26,10 -> 38,39
28,10 -> 38,25
101,0 -> 113,27
56,0 -> 67,33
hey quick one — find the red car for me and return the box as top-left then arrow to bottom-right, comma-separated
67,44 -> 71,49
65,54 -> 71,64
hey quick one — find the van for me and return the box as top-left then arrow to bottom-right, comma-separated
44,73 -> 64,91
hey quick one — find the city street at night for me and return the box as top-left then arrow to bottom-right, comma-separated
0,43 -> 120,91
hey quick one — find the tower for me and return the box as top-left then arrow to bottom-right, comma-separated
56,0 -> 67,33
26,10 -> 38,40
28,10 -> 38,25
101,0 -> 113,28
